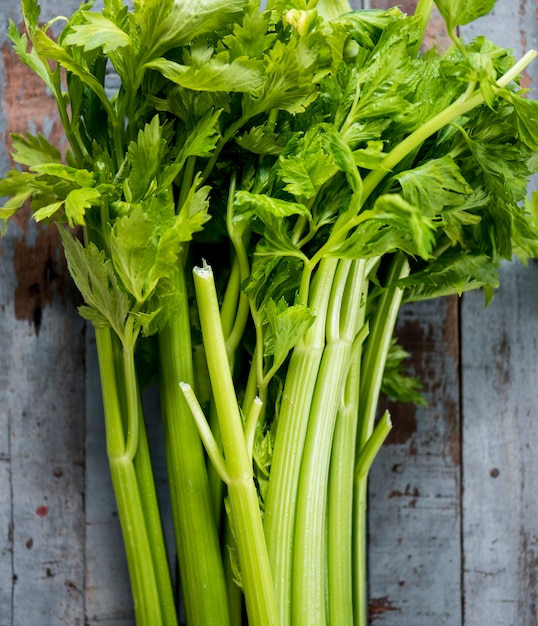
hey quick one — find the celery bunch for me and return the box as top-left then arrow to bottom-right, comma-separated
2,0 -> 537,624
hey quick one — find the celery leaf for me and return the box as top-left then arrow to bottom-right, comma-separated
59,228 -> 130,340
146,55 -> 264,94
11,133 -> 62,167
64,12 -> 132,54
434,0 -> 497,30
263,297 -> 315,371
394,155 -> 472,217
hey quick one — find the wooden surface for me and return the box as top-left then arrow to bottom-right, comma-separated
0,1 -> 537,624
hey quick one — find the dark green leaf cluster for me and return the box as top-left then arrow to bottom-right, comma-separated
2,0 -> 537,390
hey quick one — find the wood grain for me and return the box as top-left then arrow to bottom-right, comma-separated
368,296 -> 462,625
462,261 -> 538,626
0,202 -> 86,626
461,2 -> 538,624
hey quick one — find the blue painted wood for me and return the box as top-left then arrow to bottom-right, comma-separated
460,3 -> 538,625
462,261 -> 538,626
368,296 -> 462,624
0,203 -> 86,626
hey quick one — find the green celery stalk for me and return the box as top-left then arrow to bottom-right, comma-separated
293,259 -> 367,625
133,402 -> 179,626
326,261 -> 370,625
353,412 -> 392,626
109,329 -> 178,626
263,257 -> 338,626
353,253 -> 410,626
409,0 -> 435,57
327,336 -> 364,625
94,326 -> 164,626
158,265 -> 230,626
224,520 -> 244,625
190,262 -> 278,626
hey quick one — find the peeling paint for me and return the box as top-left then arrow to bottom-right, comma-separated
518,527 -> 538,622
382,394 -> 418,445
2,36 -> 66,198
12,215 -> 69,333
444,398 -> 460,465
2,30 -> 72,332
2,29 -> 64,243
491,329 -> 512,387
382,295 -> 460,467
369,595 -> 401,621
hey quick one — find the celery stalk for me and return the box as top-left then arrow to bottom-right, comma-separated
190,263 -> 278,626
353,253 -> 409,626
158,265 -> 230,626
263,257 -> 338,626
110,329 -> 178,626
293,259 -> 366,625
327,264 -> 369,625
94,326 -> 164,626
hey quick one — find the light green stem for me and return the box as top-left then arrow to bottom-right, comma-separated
220,257 -> 242,340
353,408 -> 393,626
180,382 -> 229,483
358,253 -> 409,449
114,327 -> 177,626
353,478 -> 368,626
192,262 -> 278,626
356,410 -> 393,481
293,259 -> 366,626
224,517 -> 244,626
122,318 -> 140,462
158,266 -> 229,626
133,408 -> 178,626
327,272 -> 369,626
207,400 -> 226,527
292,342 -> 350,626
327,341 -> 362,626
409,0 -> 434,57
263,257 -> 338,626
178,382 -> 247,625
94,326 -> 163,626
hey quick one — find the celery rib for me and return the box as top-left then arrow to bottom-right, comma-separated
263,257 -> 338,626
95,326 -> 164,626
158,266 -> 230,626
192,263 -> 278,626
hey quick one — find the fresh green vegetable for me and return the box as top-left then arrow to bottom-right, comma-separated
2,0 -> 537,624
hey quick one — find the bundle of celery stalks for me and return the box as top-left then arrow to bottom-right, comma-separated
2,0 -> 537,624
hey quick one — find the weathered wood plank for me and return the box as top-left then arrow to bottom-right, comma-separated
8,293 -> 86,626
460,1 -> 538,624
0,3 -> 86,624
368,296 -> 462,625
0,192 -> 86,626
462,262 -> 538,626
